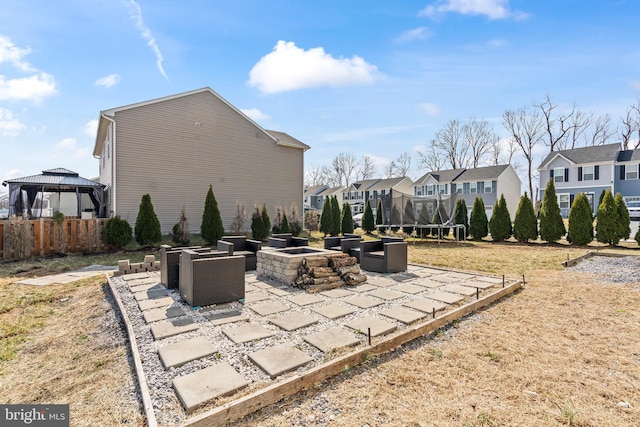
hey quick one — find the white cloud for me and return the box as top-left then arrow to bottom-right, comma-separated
0,73 -> 57,104
0,108 -> 26,136
84,119 -> 99,137
420,102 -> 440,116
0,35 -> 36,72
240,108 -> 270,122
95,73 -> 121,88
4,169 -> 24,180
248,40 -> 380,94
395,27 -> 432,43
56,138 -> 77,150
419,0 -> 528,20
125,0 -> 169,81
630,81 -> 640,91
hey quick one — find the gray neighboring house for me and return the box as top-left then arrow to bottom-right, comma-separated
314,186 -> 345,211
93,87 -> 310,233
304,185 -> 328,211
614,148 -> 640,202
413,165 -> 521,220
344,177 -> 413,215
538,143 -> 620,217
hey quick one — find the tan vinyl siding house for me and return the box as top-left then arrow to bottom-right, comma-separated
93,87 -> 309,234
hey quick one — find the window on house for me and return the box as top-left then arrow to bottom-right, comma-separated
426,185 -> 434,196
415,186 -> 422,196
484,181 -> 493,193
554,168 -> 565,183
558,193 -> 570,209
626,164 -> 638,180
583,166 -> 594,181
469,182 -> 477,194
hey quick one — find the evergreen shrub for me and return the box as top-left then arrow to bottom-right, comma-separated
134,194 -> 162,247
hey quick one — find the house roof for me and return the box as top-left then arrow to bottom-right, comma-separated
538,143 -> 621,169
453,165 -> 510,182
366,177 -> 408,191
616,149 -> 640,162
2,168 -> 104,189
93,87 -> 309,156
317,186 -> 345,196
349,179 -> 381,191
415,168 -> 465,184
304,185 -> 327,197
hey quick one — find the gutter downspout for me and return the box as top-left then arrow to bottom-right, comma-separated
98,112 -> 117,217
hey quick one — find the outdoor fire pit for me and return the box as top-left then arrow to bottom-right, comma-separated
256,247 -> 341,285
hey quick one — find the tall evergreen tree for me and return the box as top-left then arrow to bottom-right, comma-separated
489,194 -> 512,242
596,190 -> 620,244
614,192 -> 631,241
319,200 -> 333,236
135,193 -> 162,247
280,213 -> 290,234
598,189 -> 607,211
454,198 -> 469,238
376,199 -> 383,225
201,185 -> 224,245
251,206 -> 266,240
261,204 -> 271,237
362,200 -> 375,234
567,192 -> 593,245
539,179 -> 565,242
469,197 -> 488,240
330,196 -> 341,236
341,202 -> 354,234
513,192 -> 538,243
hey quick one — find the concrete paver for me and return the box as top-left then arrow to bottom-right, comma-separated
267,287 -> 291,297
249,301 -> 288,316
304,327 -> 360,352
403,299 -> 447,314
173,363 -> 249,412
430,275 -> 460,284
203,310 -> 249,325
413,279 -> 445,288
143,306 -> 185,324
368,289 -> 404,301
269,313 -> 318,331
445,272 -> 476,280
138,296 -> 174,311
159,336 -> 217,368
443,284 -> 479,296
130,282 -> 165,293
476,276 -> 504,284
150,318 -> 199,340
122,272 -> 151,281
345,295 -> 384,309
249,344 -> 313,378
459,279 -> 498,289
311,303 -> 356,319
320,289 -> 355,298
133,288 -> 168,301
366,276 -> 396,287
345,316 -> 397,337
380,306 -> 426,324
391,283 -> 426,294
426,291 -> 465,304
223,323 -> 274,343
288,294 -> 324,306
350,284 -> 377,292
243,292 -> 271,303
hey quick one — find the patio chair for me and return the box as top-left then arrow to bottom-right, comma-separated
268,233 -> 309,248
218,235 -> 262,271
178,249 -> 245,306
360,238 -> 408,273
160,244 -> 206,288
323,235 -> 362,260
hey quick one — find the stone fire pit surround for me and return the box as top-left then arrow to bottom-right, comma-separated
256,247 -> 342,285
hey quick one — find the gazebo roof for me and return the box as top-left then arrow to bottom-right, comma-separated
2,168 -> 104,190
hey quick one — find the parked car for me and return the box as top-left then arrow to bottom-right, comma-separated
626,201 -> 640,220
353,213 -> 363,227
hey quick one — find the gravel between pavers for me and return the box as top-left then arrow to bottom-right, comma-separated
111,268 -> 508,426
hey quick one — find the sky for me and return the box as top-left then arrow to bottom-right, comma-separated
1,0 -> 640,196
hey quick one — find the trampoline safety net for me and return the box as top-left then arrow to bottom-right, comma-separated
379,189 -> 459,227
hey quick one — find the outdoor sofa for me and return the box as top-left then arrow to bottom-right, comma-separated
160,244 -> 209,288
323,234 -> 362,260
360,237 -> 408,273
217,235 -> 262,271
267,233 -> 309,248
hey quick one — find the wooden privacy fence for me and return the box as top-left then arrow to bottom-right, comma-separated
0,218 -> 109,260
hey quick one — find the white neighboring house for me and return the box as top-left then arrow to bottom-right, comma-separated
344,177 -> 413,215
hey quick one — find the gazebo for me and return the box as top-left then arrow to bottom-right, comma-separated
2,168 -> 106,219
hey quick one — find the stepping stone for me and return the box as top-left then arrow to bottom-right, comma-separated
143,306 -> 184,323
476,276 -> 504,284
249,301 -> 288,316
345,316 -> 397,337
150,318 -> 199,340
199,303 -> 235,312
304,327 -> 360,352
380,306 -> 426,324
122,272 -> 150,281
138,296 -> 174,311
445,272 -> 476,280
350,284 -> 376,292
269,313 -> 318,331
321,289 -> 355,298
390,272 -> 419,282
245,274 -> 259,283
418,268 -> 446,275
249,344 -> 313,378
426,291 -> 464,305
223,323 -> 273,343
392,283 -> 425,294
267,287 -> 291,297
133,288 -> 168,301
368,289 -> 404,301
443,284 -> 478,296
414,279 -> 446,288
252,281 -> 275,289
159,336 -> 216,368
243,292 -> 271,303
404,299 -> 447,314
430,275 -> 460,284
460,279 -> 498,290
288,294 -> 324,306
311,303 -> 356,319
129,282 -> 164,294
366,276 -> 396,287
128,279 -> 161,291
345,295 -> 384,309
203,310 -> 248,325
173,363 -> 249,412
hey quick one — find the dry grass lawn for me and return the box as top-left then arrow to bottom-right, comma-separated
1,241 -> 639,426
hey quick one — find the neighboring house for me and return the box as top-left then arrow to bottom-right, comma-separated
93,87 -> 310,233
538,143 -> 620,217
303,185 -> 328,211
344,177 -> 413,215
413,165 -> 521,221
614,148 -> 640,203
314,186 -> 345,211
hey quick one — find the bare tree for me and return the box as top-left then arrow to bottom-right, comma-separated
620,106 -> 635,150
384,162 -> 396,178
357,155 -> 377,181
503,106 -> 545,201
416,144 -> 446,172
462,118 -> 497,167
431,119 -> 470,169
588,113 -> 616,146
304,164 -> 324,187
536,94 -> 573,152
320,165 -> 340,187
330,152 -> 357,187
567,108 -> 591,149
394,152 -> 412,177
